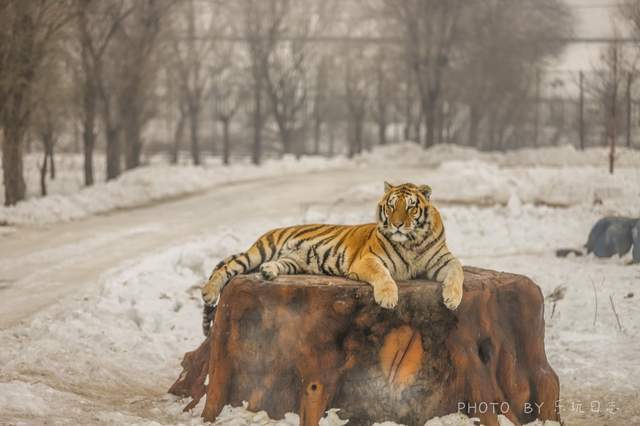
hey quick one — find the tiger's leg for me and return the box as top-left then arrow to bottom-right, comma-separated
202,226 -> 295,305
202,252 -> 256,306
433,257 -> 464,310
259,256 -> 304,280
201,252 -> 259,336
349,256 -> 398,308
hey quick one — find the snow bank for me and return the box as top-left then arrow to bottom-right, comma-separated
341,159 -> 639,216
0,155 -> 351,225
359,142 -> 640,168
2,143 -> 637,226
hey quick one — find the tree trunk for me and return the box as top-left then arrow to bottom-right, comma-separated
189,103 -> 201,166
467,105 -> 479,147
313,119 -> 321,155
82,78 -> 97,186
172,111 -> 186,165
39,142 -> 49,197
222,119 -> 231,166
210,119 -> 217,157
49,144 -> 55,180
105,126 -> 121,181
83,127 -> 95,186
2,125 -> 27,206
328,125 -> 335,158
355,119 -> 364,154
172,267 -> 560,426
424,102 -> 436,148
378,119 -> 387,146
252,84 -> 263,166
279,126 -> 289,156
436,102 -> 444,145
39,131 -> 55,194
414,107 -> 423,145
124,110 -> 142,170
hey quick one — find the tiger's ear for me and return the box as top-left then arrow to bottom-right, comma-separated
384,181 -> 394,193
418,184 -> 432,200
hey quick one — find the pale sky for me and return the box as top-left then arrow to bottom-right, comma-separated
556,0 -> 623,71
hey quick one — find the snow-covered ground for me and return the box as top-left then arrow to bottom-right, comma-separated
0,144 -> 639,425
2,143 -> 639,226
0,153 -> 352,225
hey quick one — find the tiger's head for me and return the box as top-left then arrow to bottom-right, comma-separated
377,182 -> 433,243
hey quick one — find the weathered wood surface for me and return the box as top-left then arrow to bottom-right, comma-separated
170,267 -> 560,426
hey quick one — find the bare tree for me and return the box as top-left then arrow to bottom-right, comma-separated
31,51 -> 70,196
167,0 -> 221,166
344,47 -> 370,158
371,48 -> 400,146
116,0 -> 171,170
259,0 -> 330,157
239,0 -> 287,165
311,56 -> 330,155
213,69 -> 244,166
75,0 -> 131,186
382,0 -> 463,148
0,0 -> 70,206
595,34 -> 627,173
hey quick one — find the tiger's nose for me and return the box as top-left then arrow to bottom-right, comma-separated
391,221 -> 403,229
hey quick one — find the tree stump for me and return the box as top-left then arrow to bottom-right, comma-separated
169,267 -> 560,426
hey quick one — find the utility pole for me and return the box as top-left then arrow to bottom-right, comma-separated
579,71 -> 585,150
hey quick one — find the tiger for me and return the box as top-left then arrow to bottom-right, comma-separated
201,182 -> 464,336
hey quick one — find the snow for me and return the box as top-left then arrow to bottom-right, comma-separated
0,154 -> 352,226
357,142 -> 640,168
2,143 -> 639,226
0,143 -> 639,425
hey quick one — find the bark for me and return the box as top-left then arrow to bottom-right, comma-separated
49,146 -> 55,179
79,24 -> 97,186
424,101 -> 436,148
39,145 -> 49,197
171,108 -> 186,165
328,125 -> 335,158
2,122 -> 27,206
252,85 -> 263,165
123,96 -> 142,170
467,105 -> 479,147
313,120 -> 321,155
378,120 -> 388,146
172,267 -> 559,426
105,126 -> 121,180
222,119 -> 231,166
189,102 -> 201,166
1,4 -> 36,206
83,122 -> 95,186
39,131 -> 54,196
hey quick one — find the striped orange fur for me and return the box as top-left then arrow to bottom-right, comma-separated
201,182 -> 463,335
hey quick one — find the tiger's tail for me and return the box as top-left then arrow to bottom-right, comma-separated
201,233 -> 280,335
202,304 -> 216,336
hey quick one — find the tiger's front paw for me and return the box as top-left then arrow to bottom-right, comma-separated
374,280 -> 398,309
202,273 -> 224,306
442,276 -> 463,310
260,262 -> 279,280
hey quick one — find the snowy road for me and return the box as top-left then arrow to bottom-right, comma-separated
0,167 -> 425,330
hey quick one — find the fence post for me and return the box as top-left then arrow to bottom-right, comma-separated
626,72 -> 632,149
579,70 -> 585,150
